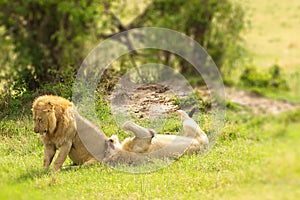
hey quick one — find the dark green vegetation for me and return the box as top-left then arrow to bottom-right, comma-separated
0,0 -> 245,118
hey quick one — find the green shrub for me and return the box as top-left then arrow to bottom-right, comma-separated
268,64 -> 289,90
173,90 -> 211,112
239,64 -> 289,90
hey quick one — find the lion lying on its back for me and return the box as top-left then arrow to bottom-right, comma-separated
105,110 -> 209,163
32,95 -> 97,171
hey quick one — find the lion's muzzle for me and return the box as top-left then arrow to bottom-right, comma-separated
34,127 -> 39,133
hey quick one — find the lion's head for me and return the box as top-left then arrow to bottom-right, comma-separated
32,100 -> 57,135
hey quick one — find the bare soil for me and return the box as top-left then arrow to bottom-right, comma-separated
109,83 -> 298,118
225,87 -> 298,115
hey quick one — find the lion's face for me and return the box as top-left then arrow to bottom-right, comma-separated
32,103 -> 57,135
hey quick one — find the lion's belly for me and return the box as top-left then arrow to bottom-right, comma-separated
148,134 -> 200,155
69,135 -> 94,165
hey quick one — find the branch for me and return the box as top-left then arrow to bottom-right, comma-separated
0,26 -> 16,38
127,2 -> 153,29
99,2 -> 153,39
98,2 -> 155,79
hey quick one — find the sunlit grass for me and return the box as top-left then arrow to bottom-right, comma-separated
1,109 -> 299,199
243,0 -> 300,72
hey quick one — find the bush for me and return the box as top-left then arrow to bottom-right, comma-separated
0,0 -> 246,118
132,0 -> 246,74
0,1 -> 101,90
239,64 -> 289,90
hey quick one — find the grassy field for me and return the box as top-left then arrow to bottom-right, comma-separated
0,109 -> 299,199
244,0 -> 300,72
234,0 -> 300,102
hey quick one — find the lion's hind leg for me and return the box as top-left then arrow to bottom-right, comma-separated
83,158 -> 99,166
121,121 -> 155,153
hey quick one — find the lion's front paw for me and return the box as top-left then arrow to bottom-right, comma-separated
52,165 -> 62,172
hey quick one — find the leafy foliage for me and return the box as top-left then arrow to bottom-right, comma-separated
112,0 -> 246,74
239,64 -> 289,90
0,0 -> 102,90
0,0 -> 246,117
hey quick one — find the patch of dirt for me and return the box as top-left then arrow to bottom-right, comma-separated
225,87 -> 298,115
109,83 -> 212,119
129,84 -> 178,119
108,83 -> 298,119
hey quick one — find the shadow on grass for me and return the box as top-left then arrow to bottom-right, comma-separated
15,164 -> 83,182
14,163 -> 106,184
14,168 -> 50,183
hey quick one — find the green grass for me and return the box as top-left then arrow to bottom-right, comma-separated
243,0 -> 300,72
230,0 -> 300,103
1,109 -> 299,200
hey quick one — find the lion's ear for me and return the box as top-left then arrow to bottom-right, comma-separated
43,105 -> 55,113
49,104 -> 55,112
108,138 -> 115,143
108,139 -> 115,150
47,102 -> 55,111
